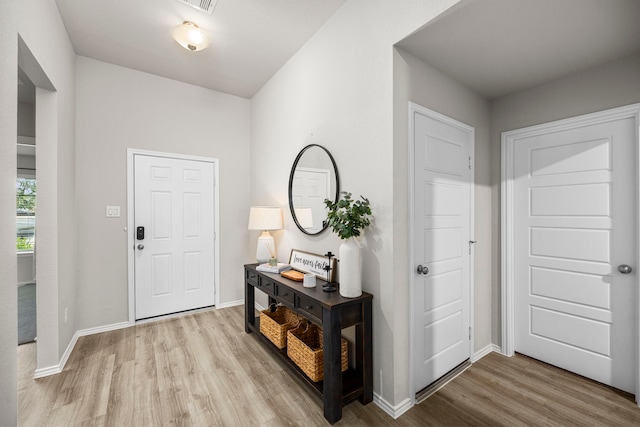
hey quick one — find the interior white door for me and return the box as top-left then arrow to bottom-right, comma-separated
134,154 -> 215,320
513,116 -> 636,393
412,107 -> 473,392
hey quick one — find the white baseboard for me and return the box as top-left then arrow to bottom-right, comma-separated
374,394 -> 413,420
369,344 -> 500,418
34,363 -> 64,379
34,321 -> 130,379
473,343 -> 500,361
216,299 -> 244,309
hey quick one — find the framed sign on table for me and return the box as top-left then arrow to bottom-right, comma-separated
289,249 -> 336,282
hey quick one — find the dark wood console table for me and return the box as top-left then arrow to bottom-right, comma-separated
244,264 -> 373,424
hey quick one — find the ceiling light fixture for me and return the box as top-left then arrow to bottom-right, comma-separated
171,21 -> 210,52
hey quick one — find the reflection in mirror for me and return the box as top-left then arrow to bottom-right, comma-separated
288,144 -> 339,235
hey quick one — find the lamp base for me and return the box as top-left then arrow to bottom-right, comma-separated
256,230 -> 275,264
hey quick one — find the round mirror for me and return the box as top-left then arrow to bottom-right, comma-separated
288,144 -> 339,235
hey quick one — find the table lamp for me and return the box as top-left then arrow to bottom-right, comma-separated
248,206 -> 283,264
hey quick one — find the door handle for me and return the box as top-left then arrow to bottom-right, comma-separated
137,244 -> 144,250
618,264 -> 632,274
417,265 -> 429,275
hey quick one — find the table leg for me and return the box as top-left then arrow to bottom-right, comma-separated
245,281 -> 255,333
356,299 -> 373,404
322,307 -> 342,424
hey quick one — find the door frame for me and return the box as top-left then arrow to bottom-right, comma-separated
408,102 -> 475,399
501,103 -> 640,399
126,148 -> 220,324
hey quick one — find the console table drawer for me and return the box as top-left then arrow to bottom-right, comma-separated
276,285 -> 295,305
296,295 -> 322,323
258,277 -> 275,295
246,269 -> 259,286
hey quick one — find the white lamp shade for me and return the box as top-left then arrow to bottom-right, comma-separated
171,21 -> 210,52
248,206 -> 283,231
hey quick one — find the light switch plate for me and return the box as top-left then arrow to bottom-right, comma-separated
106,206 -> 121,218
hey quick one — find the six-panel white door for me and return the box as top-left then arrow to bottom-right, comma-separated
513,116 -> 636,393
413,107 -> 473,392
134,154 -> 215,320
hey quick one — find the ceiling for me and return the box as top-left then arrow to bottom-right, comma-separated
54,0 -> 346,99
38,0 -> 640,103
397,0 -> 640,99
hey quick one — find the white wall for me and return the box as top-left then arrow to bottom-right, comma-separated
1,0 -> 76,423
490,53 -> 640,345
0,1 -> 19,422
393,48 -> 492,360
75,57 -> 251,330
251,0 -> 460,409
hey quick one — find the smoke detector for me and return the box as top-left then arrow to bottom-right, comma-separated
176,0 -> 218,15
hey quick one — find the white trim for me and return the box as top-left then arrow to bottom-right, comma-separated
77,321 -> 130,337
474,343 -> 500,360
216,299 -> 244,309
408,102 -> 476,401
501,103 -> 640,400
126,149 -> 220,324
373,395 -> 413,420
33,321 -> 130,378
34,364 -> 63,379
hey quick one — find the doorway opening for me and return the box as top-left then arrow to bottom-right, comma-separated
17,67 -> 37,347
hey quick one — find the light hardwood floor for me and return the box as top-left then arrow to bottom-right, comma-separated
18,306 -> 640,426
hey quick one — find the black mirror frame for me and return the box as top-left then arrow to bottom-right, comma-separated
288,144 -> 340,235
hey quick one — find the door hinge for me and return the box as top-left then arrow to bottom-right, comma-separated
469,327 -> 472,340
468,156 -> 473,170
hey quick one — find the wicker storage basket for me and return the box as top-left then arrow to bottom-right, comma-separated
260,305 -> 303,349
287,321 -> 348,382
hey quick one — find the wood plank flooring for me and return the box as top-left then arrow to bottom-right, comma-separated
18,305 -> 640,426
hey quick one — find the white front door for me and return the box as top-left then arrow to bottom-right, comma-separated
134,154 -> 215,320
291,167 -> 330,233
412,105 -> 473,393
510,112 -> 637,393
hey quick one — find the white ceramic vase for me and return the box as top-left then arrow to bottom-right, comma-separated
339,238 -> 362,298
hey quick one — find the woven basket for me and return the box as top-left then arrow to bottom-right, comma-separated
287,321 -> 348,382
260,305 -> 303,349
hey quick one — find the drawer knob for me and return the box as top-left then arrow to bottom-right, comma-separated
305,305 -> 312,310
283,293 -> 289,297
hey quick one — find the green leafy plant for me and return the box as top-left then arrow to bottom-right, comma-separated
324,192 -> 372,240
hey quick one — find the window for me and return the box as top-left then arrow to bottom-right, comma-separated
16,177 -> 36,252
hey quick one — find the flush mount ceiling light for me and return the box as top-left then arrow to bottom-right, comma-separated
171,21 -> 210,52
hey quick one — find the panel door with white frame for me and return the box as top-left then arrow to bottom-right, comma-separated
412,105 -> 473,393
511,113 -> 637,394
291,167 -> 330,234
134,154 -> 215,320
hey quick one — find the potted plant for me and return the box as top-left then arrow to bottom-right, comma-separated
324,192 -> 372,297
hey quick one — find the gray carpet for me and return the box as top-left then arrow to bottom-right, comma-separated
18,283 -> 36,345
